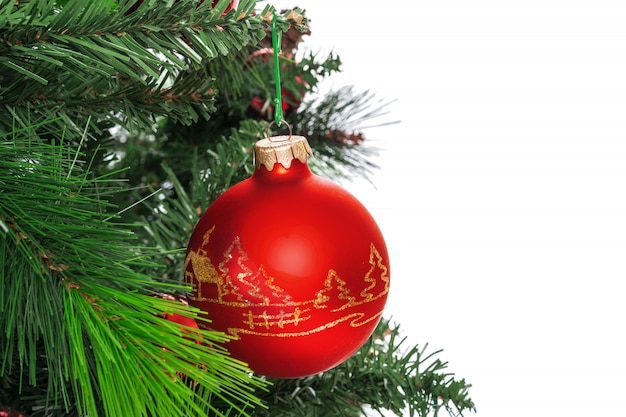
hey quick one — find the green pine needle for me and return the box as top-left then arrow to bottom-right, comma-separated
1,2 -> 476,415
0,123 -> 267,416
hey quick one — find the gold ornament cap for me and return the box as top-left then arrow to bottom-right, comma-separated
254,135 -> 313,171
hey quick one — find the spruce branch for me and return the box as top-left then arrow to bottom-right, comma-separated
132,119 -> 261,249
254,318 -> 476,417
0,0 -> 280,132
0,1 -> 478,416
291,86 -> 398,182
0,124 -> 267,416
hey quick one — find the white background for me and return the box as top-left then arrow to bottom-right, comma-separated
269,1 -> 626,416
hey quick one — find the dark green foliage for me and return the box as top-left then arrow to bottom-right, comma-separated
0,123 -> 267,417
0,0 -> 474,416
256,318 -> 475,417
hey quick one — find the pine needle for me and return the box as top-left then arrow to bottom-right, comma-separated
0,123 -> 267,416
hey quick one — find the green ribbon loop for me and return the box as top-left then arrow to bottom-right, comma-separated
272,11 -> 284,127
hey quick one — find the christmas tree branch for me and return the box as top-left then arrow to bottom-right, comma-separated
254,318 -> 476,417
1,1 -> 477,415
0,124 -> 267,416
292,86 -> 398,182
0,0 -> 306,132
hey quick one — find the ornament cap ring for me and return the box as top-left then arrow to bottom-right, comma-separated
265,120 -> 292,142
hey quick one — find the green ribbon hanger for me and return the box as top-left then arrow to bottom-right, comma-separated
272,11 -> 284,127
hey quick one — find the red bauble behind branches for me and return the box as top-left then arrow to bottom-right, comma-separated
185,136 -> 390,378
0,407 -> 29,417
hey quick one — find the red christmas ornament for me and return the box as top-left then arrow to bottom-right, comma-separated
160,295 -> 203,344
0,407 -> 28,417
185,135 -> 390,378
163,311 -> 200,330
164,312 -> 203,346
211,0 -> 238,14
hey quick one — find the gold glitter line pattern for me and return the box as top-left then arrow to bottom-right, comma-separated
185,231 -> 390,338
229,310 -> 384,338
